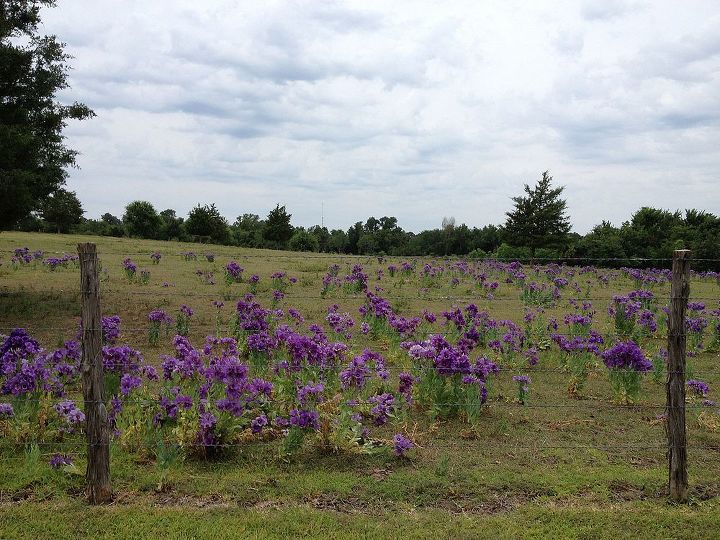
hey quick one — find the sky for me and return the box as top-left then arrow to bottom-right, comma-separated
42,0 -> 720,234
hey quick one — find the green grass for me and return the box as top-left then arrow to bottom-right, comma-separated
1,231 -> 719,538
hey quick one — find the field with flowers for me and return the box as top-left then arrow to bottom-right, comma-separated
1,231 -> 720,538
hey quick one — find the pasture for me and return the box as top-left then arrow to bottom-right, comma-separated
1,231 -> 719,539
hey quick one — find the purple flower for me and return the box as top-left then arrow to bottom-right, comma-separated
199,411 -> 217,430
297,382 -> 325,404
289,408 -> 320,430
55,400 -> 85,424
120,374 -> 142,396
122,258 -> 137,276
148,310 -> 172,324
49,453 -> 73,469
101,315 -> 121,344
225,261 -> 244,282
368,393 -> 395,425
392,434 -> 414,457
398,372 -> 415,401
688,379 -> 710,397
251,414 -> 268,433
601,340 -> 652,372
0,403 -> 14,417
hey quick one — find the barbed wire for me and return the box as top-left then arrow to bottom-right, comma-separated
3,393 -> 719,409
5,286 -> 719,304
5,248 -> 720,263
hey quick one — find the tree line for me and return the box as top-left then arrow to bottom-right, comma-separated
11,176 -> 720,270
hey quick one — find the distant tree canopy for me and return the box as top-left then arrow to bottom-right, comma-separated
264,204 -> 294,249
123,201 -> 161,239
504,171 -> 571,256
159,209 -> 185,241
231,213 -> 265,248
0,0 -> 94,230
40,188 -> 83,233
185,203 -> 230,244
11,169 -> 720,269
288,229 -> 320,252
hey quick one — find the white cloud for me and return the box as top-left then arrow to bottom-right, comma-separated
44,0 -> 720,233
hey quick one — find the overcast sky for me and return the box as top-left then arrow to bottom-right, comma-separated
43,0 -> 720,234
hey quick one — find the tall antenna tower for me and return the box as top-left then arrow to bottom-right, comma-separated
321,201 -> 324,228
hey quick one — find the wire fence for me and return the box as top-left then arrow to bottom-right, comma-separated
4,248 -> 720,263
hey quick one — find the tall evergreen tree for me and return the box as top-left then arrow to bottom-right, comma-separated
504,171 -> 571,256
264,204 -> 293,249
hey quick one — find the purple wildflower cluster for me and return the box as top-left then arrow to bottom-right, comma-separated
101,315 -> 121,344
601,340 -> 652,372
225,261 -> 244,284
688,379 -> 710,397
49,453 -> 74,469
0,329 -> 80,397
122,258 -> 137,279
44,253 -> 77,271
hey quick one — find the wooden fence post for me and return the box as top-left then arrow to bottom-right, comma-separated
78,243 -> 112,504
667,249 -> 690,502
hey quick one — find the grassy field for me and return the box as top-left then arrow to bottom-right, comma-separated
1,231 -> 719,539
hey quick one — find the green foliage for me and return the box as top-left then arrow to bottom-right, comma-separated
123,201 -> 162,239
0,0 -> 95,230
288,229 -> 320,252
327,229 -> 348,253
608,369 -> 645,405
307,225 -> 330,252
466,248 -> 487,259
504,171 -> 571,255
185,203 -> 230,244
231,213 -> 265,247
159,209 -> 185,241
39,188 -> 83,233
264,204 -> 294,249
495,243 -> 531,261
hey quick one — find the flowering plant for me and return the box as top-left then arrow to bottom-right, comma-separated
601,340 -> 652,404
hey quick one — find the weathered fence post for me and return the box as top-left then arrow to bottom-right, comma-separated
667,249 -> 690,503
78,243 -> 111,504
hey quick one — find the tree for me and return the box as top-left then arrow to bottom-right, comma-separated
346,221 -> 363,253
288,229 -> 320,252
40,187 -> 82,232
263,204 -> 293,249
576,221 -> 627,262
0,0 -> 95,230
159,209 -> 184,241
328,229 -> 348,253
307,225 -> 330,252
185,203 -> 229,244
231,213 -> 265,247
123,201 -> 161,239
100,213 -> 124,237
504,171 -> 571,256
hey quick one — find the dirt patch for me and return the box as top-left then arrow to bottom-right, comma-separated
304,494 -> 378,514
608,480 -> 653,502
692,483 -> 720,501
